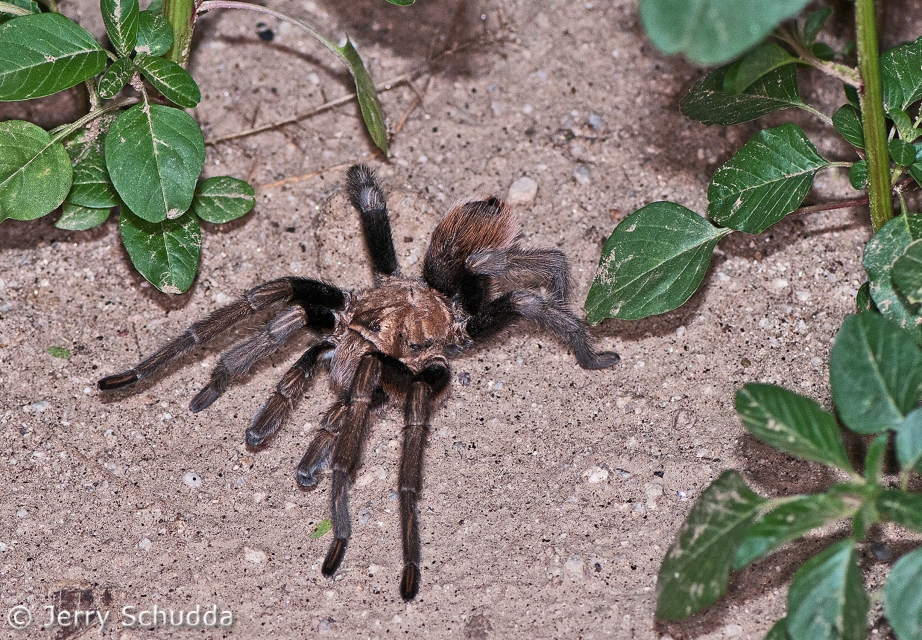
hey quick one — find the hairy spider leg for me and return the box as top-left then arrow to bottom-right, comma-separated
97,278 -> 345,390
467,245 -> 572,306
397,361 -> 450,601
296,404 -> 347,489
189,303 -> 337,413
466,291 -> 620,370
322,354 -> 383,576
347,164 -> 399,278
247,342 -> 335,447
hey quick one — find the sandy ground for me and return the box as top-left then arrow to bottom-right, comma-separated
2,1 -> 921,638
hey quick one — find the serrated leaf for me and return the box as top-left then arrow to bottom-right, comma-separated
0,13 -> 107,100
735,384 -> 853,473
68,145 -> 119,208
56,201 -> 110,230
334,37 -> 387,155
135,54 -> 200,108
135,8 -> 172,56
876,489 -> 922,533
585,202 -> 731,322
882,36 -> 922,113
311,518 -> 332,538
119,207 -> 200,293
98,57 -> 134,99
101,0 -> 139,57
830,313 -> 922,434
655,470 -> 765,620
105,103 -> 205,223
893,239 -> 922,304
849,160 -> 867,190
891,139 -> 917,166
832,104 -> 864,149
708,124 -> 829,233
863,215 -> 922,342
681,65 -> 805,126
802,7 -> 832,45
734,494 -> 855,569
638,0 -> 811,66
787,540 -> 868,640
896,407 -> 922,474
723,42 -> 798,95
191,176 -> 255,223
884,547 -> 922,640
0,119 -> 71,222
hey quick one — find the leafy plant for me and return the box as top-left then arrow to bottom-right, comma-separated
0,0 -> 391,293
656,313 -> 922,638
587,0 -> 918,325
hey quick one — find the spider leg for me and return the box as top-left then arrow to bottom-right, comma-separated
467,245 -> 571,305
247,341 -> 335,447
397,361 -> 450,601
296,403 -> 346,488
189,303 -> 336,412
465,291 -> 620,370
347,164 -> 399,278
322,354 -> 383,576
98,278 -> 345,390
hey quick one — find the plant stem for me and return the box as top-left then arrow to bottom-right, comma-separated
855,0 -> 893,231
48,97 -> 138,143
775,27 -> 860,87
0,1 -> 31,16
164,0 -> 197,66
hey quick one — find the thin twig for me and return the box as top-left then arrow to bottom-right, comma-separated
793,196 -> 870,216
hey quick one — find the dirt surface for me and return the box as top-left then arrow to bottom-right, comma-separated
2,1 -> 921,638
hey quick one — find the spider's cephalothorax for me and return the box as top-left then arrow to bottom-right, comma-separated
98,165 -> 619,600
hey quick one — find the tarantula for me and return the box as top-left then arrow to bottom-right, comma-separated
98,165 -> 619,600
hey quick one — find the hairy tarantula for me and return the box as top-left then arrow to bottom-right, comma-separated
98,165 -> 619,600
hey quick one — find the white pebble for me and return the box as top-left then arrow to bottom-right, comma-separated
582,466 -> 609,483
138,538 -> 152,551
244,546 -> 268,564
182,471 -> 202,488
0,542 -> 7,551
574,165 -> 592,185
772,278 -> 789,289
16,509 -> 27,518
507,176 -> 538,204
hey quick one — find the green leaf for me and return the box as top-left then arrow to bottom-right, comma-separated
832,104 -> 864,149
47,346 -> 71,359
896,407 -> 922,474
786,540 -> 868,640
191,176 -> 255,223
101,0 -> 139,57
882,36 -> 922,113
310,518 -> 332,539
735,383 -> 853,473
884,548 -> 922,640
845,84 -> 860,109
681,65 -> 805,126
56,201 -> 110,230
811,42 -> 835,61
723,42 -> 798,95
849,160 -> 867,190
145,0 -> 162,12
862,215 -> 922,342
119,207 -> 200,293
135,7 -> 172,56
386,0 -> 415,4
802,7 -> 832,46
0,0 -> 39,24
734,494 -> 855,569
830,313 -> 922,434
105,103 -> 205,223
864,433 -> 889,484
0,120 -> 71,222
765,618 -> 789,640
334,37 -> 387,155
585,202 -> 731,322
97,57 -> 135,100
893,239 -> 922,304
0,13 -> 107,101
876,489 -> 922,534
890,108 -> 919,143
856,282 -> 879,314
708,124 -> 829,233
891,139 -> 917,167
135,54 -> 200,108
68,145 -> 119,208
638,0 -> 812,66
655,470 -> 765,620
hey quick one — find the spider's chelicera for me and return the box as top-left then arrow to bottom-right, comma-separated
98,165 -> 619,600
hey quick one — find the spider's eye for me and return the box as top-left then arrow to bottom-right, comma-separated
408,340 -> 433,353
367,321 -> 381,332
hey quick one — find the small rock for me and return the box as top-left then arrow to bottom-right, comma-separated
214,292 -> 232,304
318,618 -> 333,633
16,509 -> 27,518
507,177 -> 538,205
574,165 -> 592,185
564,557 -> 585,579
23,401 -> 49,413
244,546 -> 268,564
182,471 -> 202,488
772,278 -> 789,289
0,542 -> 7,552
253,492 -> 267,503
588,114 -> 603,131
646,482 -> 664,508
138,538 -> 152,552
583,466 -> 609,484
490,101 -> 507,116
723,623 -> 743,637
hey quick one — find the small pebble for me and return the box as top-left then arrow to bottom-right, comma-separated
318,619 -> 333,633
244,546 -> 268,564
574,165 -> 592,185
182,471 -> 202,488
583,466 -> 609,484
588,114 -> 603,131
507,177 -> 538,204
138,538 -> 152,552
0,542 -> 7,551
23,401 -> 49,413
458,372 -> 471,386
16,509 -> 27,518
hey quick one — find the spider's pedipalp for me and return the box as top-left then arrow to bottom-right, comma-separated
247,341 -> 334,447
347,164 -> 399,277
